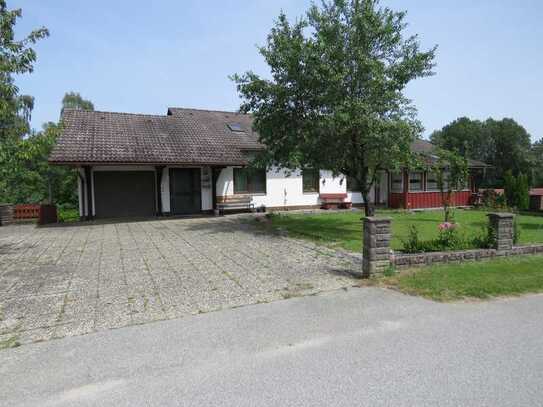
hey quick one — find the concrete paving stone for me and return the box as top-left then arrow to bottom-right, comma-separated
0,216 -> 360,344
17,326 -> 56,344
53,318 -> 95,338
94,303 -> 131,330
0,316 -> 23,335
62,299 -> 96,319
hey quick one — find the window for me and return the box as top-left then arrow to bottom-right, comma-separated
426,172 -> 440,191
346,176 -> 361,192
233,168 -> 266,194
227,123 -> 245,132
409,172 -> 423,191
390,173 -> 403,193
302,169 -> 320,193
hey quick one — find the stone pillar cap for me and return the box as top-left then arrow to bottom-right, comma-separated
487,212 -> 515,218
363,216 -> 392,222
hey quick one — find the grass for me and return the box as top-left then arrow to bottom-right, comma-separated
57,208 -> 79,223
264,209 -> 543,252
382,255 -> 543,301
0,335 -> 21,350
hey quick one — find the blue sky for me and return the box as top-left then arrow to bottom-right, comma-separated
12,0 -> 543,142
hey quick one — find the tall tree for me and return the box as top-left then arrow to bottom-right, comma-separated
0,0 -> 49,139
0,0 -> 48,203
61,92 -> 94,114
486,118 -> 532,180
430,117 -> 491,164
431,117 -> 533,184
232,0 -> 436,215
531,140 -> 543,187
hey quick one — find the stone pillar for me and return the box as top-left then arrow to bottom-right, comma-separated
362,217 -> 392,277
488,213 -> 514,251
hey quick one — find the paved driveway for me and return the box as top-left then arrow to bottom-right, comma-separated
0,216 -> 358,346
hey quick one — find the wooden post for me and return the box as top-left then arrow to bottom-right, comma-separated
83,166 -> 93,221
155,166 -> 165,216
403,169 -> 409,209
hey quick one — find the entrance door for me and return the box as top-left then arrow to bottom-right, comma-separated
170,168 -> 201,215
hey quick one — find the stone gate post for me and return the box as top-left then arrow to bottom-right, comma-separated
362,217 -> 391,277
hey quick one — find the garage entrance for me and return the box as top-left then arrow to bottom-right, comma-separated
93,171 -> 156,218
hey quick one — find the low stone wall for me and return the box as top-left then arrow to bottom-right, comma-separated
392,244 -> 543,269
362,212 -> 542,276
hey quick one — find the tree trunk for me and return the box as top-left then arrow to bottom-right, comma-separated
361,190 -> 374,217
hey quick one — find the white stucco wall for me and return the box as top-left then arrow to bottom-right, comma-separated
217,167 -> 377,209
77,165 -> 385,217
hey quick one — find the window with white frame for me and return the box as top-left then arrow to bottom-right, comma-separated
390,173 -> 403,193
409,172 -> 423,192
426,172 -> 440,191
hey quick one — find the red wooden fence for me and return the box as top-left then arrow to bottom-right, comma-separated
14,204 -> 41,219
13,204 -> 57,224
389,191 -> 473,209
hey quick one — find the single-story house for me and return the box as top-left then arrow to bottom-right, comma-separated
49,107 -> 488,219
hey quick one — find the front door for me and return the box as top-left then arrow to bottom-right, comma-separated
170,168 -> 201,215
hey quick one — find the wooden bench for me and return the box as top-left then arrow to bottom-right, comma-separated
319,193 -> 352,210
217,196 -> 255,215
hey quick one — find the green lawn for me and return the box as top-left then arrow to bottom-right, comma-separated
265,209 -> 543,252
383,255 -> 543,301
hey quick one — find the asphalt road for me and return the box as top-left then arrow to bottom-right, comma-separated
2,287 -> 543,406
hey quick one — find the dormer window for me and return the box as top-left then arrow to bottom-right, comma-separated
227,123 -> 244,132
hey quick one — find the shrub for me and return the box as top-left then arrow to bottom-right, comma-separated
401,222 -> 470,253
58,207 -> 79,223
504,171 -> 530,210
472,224 -> 496,249
513,215 -> 521,244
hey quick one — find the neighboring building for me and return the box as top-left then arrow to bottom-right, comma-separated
530,189 -> 543,211
49,108 -> 487,219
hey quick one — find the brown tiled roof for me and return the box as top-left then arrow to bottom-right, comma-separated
411,139 -> 489,168
50,109 -> 488,168
49,108 -> 263,166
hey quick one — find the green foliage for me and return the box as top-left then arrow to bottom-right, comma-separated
58,207 -> 79,223
532,140 -> 543,187
480,189 -> 508,210
232,0 -> 436,215
401,223 -> 471,253
513,215 -> 521,245
402,225 -> 425,253
504,170 -> 530,210
382,264 -> 397,277
0,122 -> 78,205
0,0 -> 49,142
431,117 -> 534,185
429,148 -> 469,222
472,223 -> 497,249
61,92 -> 94,114
1,0 -> 50,204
